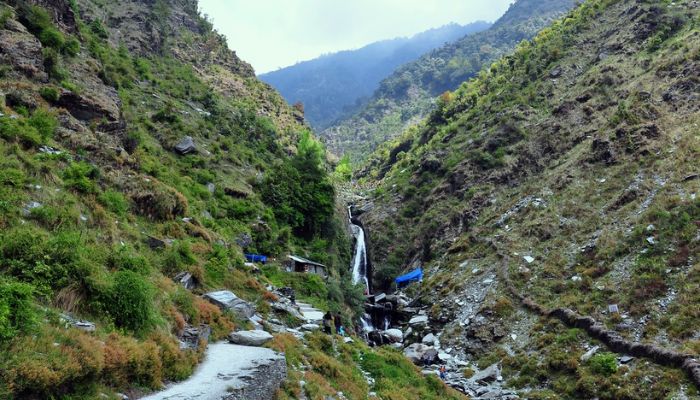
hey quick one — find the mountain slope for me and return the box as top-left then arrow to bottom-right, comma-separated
260,22 -> 491,130
357,0 -> 700,397
322,0 -> 578,163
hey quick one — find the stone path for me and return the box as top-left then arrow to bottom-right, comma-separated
296,301 -> 324,323
140,342 -> 285,400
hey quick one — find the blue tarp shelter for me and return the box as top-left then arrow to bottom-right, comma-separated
395,268 -> 423,286
245,254 -> 268,263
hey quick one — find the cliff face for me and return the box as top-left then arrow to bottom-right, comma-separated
358,0 -> 700,397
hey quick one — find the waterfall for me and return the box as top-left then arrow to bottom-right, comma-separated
349,207 -> 369,294
349,206 -> 374,332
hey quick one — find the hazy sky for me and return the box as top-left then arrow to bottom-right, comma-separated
198,0 -> 514,74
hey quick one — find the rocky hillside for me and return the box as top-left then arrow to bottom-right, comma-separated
356,0 -> 700,397
321,0 -> 577,163
260,22 -> 491,131
0,1 -> 468,399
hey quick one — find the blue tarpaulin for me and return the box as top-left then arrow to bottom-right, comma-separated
245,254 -> 268,263
395,268 -> 423,285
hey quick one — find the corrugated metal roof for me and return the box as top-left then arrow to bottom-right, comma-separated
288,255 -> 326,268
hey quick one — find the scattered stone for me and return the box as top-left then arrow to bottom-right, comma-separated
228,330 -> 273,346
174,136 -> 196,155
523,256 -> 535,264
619,355 -> 634,364
173,271 -> 196,290
301,324 -> 320,331
21,201 -> 42,216
571,275 -> 582,282
206,182 -> 216,193
409,315 -> 429,327
482,278 -> 494,285
646,236 -> 656,245
204,290 -> 255,319
581,345 -> 600,361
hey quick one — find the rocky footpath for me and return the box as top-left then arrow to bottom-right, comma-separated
140,342 -> 286,400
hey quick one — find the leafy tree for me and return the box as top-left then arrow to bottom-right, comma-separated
261,131 -> 335,240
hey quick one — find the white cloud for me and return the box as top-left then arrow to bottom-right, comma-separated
198,0 -> 514,74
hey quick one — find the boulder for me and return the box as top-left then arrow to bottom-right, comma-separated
228,330 -> 273,346
404,343 -> 439,365
271,302 -> 304,320
409,315 -> 429,327
422,333 -> 436,346
204,290 -> 255,319
383,329 -> 403,343
180,324 -> 211,350
174,136 -> 196,155
471,363 -> 500,383
173,271 -> 196,290
301,324 -> 320,331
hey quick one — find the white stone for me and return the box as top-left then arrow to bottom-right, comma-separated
228,330 -> 273,346
523,255 -> 535,263
581,345 -> 600,361
646,236 -> 656,245
384,329 -> 404,343
409,315 -> 429,326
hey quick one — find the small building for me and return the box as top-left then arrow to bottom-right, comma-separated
286,255 -> 327,278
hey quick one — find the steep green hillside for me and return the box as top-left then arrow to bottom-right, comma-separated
322,0 -> 577,164
0,0 -> 359,397
260,22 -> 491,130
358,0 -> 700,397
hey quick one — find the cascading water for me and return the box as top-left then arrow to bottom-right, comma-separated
349,207 -> 370,294
349,206 -> 373,331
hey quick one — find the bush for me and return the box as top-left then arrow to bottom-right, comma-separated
589,352 -> 618,376
28,109 -> 58,139
0,116 -> 43,147
108,270 -> 155,334
0,279 -> 36,341
39,86 -> 60,102
99,190 -> 129,216
63,161 -> 100,194
109,246 -> 151,275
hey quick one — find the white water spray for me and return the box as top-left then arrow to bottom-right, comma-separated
349,206 -> 373,331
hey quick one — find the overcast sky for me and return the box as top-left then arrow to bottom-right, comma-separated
198,0 -> 515,74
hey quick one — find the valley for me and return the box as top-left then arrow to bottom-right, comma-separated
0,0 -> 698,399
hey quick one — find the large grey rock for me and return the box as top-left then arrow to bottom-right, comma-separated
409,315 -> 429,327
422,333 -> 436,345
228,330 -> 273,346
204,290 -> 255,319
471,363 -> 500,383
383,329 -> 403,343
404,343 -> 439,365
271,302 -> 304,320
174,136 -> 196,155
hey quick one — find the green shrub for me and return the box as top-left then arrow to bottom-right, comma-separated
0,116 -> 42,147
63,161 -> 100,194
63,37 -> 80,56
28,109 -> 58,139
588,352 -> 618,376
89,19 -> 109,38
0,279 -> 36,341
39,86 -> 60,102
109,246 -> 151,275
108,270 -> 155,334
99,190 -> 129,216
